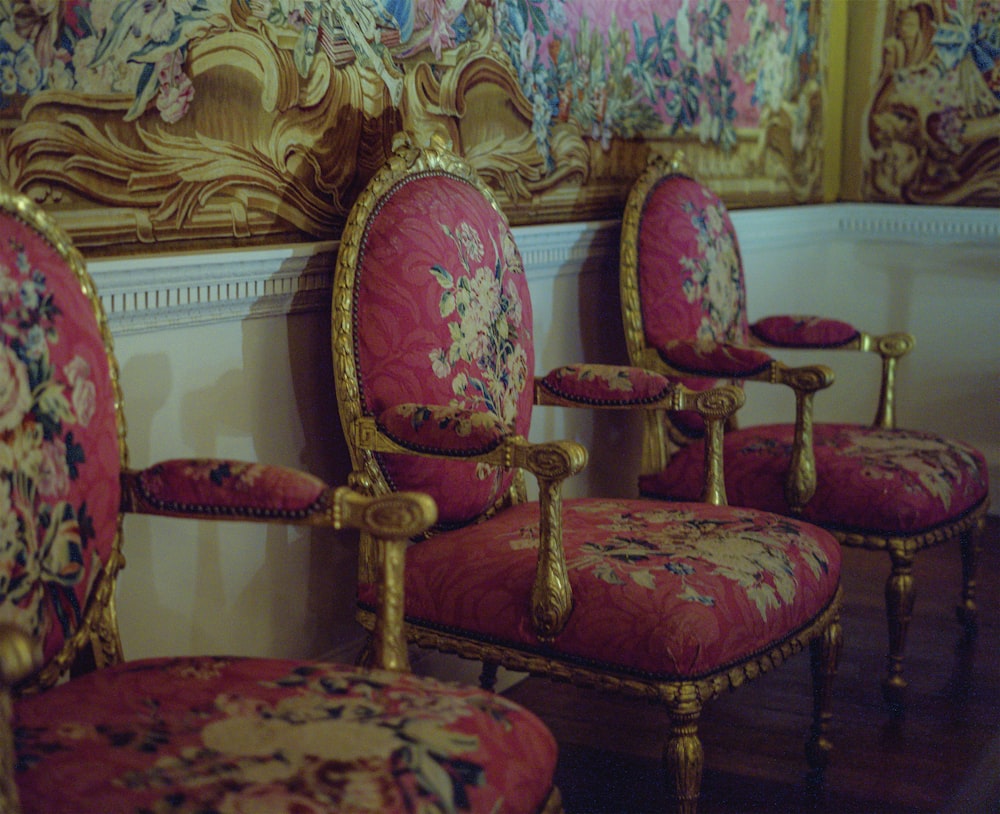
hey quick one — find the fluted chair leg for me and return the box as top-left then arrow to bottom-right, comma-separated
883,542 -> 915,712
957,522 -> 982,636
664,692 -> 704,814
807,614 -> 842,790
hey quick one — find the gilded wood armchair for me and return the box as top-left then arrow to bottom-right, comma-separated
0,183 -> 561,814
331,134 -> 844,813
619,152 -> 990,713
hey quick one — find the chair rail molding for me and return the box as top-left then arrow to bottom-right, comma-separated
90,205 -> 998,336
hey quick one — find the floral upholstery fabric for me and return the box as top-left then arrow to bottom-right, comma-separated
635,173 -> 751,436
135,459 -> 329,519
14,656 -> 557,814
378,404 -> 508,456
641,424 -> 990,536
354,172 -> 533,527
538,363 -> 674,406
750,315 -> 860,348
0,212 -> 121,668
359,499 -> 840,680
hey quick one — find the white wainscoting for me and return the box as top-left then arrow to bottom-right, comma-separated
94,204 -> 998,669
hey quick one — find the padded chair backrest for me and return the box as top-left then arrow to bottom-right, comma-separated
0,186 -> 126,686
622,158 -> 750,437
334,140 -> 534,528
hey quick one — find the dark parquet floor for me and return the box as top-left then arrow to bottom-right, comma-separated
504,516 -> 1000,814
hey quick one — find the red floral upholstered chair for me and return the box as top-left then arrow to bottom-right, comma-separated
619,152 -> 991,713
0,184 -> 562,814
332,134 -> 844,813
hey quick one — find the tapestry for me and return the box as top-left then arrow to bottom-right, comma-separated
846,0 -> 1000,206
0,1 -> 833,255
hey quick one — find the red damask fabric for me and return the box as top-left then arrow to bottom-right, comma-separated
354,173 -> 534,527
15,657 -> 557,814
641,424 -> 990,535
0,214 -> 121,667
135,459 -> 328,519
359,499 -> 841,680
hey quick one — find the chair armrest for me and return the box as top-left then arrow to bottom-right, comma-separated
535,363 -> 744,506
121,459 -> 341,525
751,315 -> 915,429
535,363 -> 676,406
636,334 -> 835,510
353,413 -> 587,641
655,340 -> 775,378
749,315 -> 861,349
122,458 -> 436,672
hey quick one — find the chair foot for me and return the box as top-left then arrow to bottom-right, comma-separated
882,675 -> 907,719
956,602 -> 979,636
957,523 -> 982,636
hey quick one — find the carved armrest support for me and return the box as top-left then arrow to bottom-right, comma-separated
331,487 -> 438,673
521,441 -> 588,642
855,332 -> 915,429
769,364 -> 835,511
673,384 -> 746,506
355,416 -> 586,642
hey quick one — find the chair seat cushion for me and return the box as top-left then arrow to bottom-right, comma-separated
360,499 -> 840,681
640,423 -> 990,536
15,656 -> 557,814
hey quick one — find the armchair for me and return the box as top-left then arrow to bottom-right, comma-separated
332,134 -> 843,813
619,152 -> 990,712
0,183 -> 560,814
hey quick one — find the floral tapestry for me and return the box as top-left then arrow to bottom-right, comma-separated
0,1 -> 832,256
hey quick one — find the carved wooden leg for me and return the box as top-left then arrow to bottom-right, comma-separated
664,689 -> 704,814
883,542 -> 915,712
807,614 -> 842,789
956,522 -> 982,636
479,661 -> 500,691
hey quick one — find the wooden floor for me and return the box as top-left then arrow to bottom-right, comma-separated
504,516 -> 1000,814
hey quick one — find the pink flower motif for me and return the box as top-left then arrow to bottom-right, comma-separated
155,50 -> 195,124
64,354 -> 96,426
72,377 -> 96,427
36,437 -> 69,498
63,355 -> 89,386
0,345 -> 32,433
